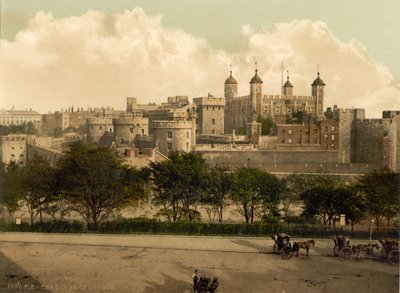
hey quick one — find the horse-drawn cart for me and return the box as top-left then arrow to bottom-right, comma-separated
379,239 -> 399,264
333,235 -> 353,259
272,233 -> 293,260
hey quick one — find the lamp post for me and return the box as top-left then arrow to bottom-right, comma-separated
369,219 -> 375,245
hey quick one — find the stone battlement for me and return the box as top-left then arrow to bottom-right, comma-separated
152,120 -> 192,128
262,94 -> 315,101
193,97 -> 225,106
86,117 -> 113,125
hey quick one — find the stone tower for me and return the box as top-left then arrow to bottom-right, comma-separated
224,70 -> 238,99
283,73 -> 293,96
250,69 -> 263,113
311,72 -> 325,115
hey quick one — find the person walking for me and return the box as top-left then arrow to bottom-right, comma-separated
192,269 -> 198,293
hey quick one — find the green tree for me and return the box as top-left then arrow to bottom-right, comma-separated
54,141 -> 147,229
256,115 -> 274,135
0,162 -> 23,224
280,173 -> 310,218
201,167 -> 232,222
150,152 -> 209,222
52,127 -> 63,138
357,169 -> 400,229
20,155 -> 57,225
230,168 -> 282,223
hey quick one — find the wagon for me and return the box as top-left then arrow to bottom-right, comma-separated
333,235 -> 353,260
379,239 -> 399,264
272,233 -> 293,260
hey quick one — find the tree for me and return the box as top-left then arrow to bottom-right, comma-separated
230,168 -> 282,223
20,155 -> 57,225
357,169 -> 400,229
52,127 -> 63,138
0,162 -> 23,224
150,152 -> 209,222
54,141 -> 147,229
280,173 -> 310,218
256,115 -> 274,135
201,167 -> 232,222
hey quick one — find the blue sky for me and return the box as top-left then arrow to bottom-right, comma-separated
1,0 -> 399,116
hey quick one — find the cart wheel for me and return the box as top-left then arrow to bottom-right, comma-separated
339,247 -> 353,260
333,245 -> 339,256
273,243 -> 279,254
388,250 -> 399,264
280,245 -> 293,260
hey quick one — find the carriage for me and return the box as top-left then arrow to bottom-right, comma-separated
333,235 -> 353,259
379,239 -> 399,264
272,233 -> 294,259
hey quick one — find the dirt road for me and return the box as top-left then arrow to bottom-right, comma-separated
0,233 -> 398,293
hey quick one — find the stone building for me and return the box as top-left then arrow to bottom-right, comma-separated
86,117 -> 114,144
0,109 -> 41,126
0,134 -> 27,166
276,114 -> 339,150
152,120 -> 194,155
193,96 -> 225,135
224,70 -> 325,133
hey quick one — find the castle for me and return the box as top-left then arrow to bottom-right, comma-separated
224,69 -> 325,133
1,68 -> 398,174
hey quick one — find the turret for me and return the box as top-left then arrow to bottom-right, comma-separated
283,72 -> 293,96
250,69 -> 263,113
311,72 -> 325,115
224,70 -> 238,99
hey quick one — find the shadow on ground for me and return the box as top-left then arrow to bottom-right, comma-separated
0,249 -> 50,293
142,273 -> 191,293
231,239 -> 268,252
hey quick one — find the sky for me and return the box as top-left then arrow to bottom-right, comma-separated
0,0 -> 399,117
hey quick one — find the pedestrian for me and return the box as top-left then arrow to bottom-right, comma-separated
192,269 -> 198,293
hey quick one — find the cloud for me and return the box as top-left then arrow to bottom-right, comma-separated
0,10 -> 399,118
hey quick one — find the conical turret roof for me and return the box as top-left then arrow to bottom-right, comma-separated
250,69 -> 263,84
312,72 -> 325,86
225,71 -> 237,84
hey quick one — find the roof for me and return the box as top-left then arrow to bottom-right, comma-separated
311,72 -> 326,86
283,77 -> 293,87
225,71 -> 238,84
250,69 -> 263,84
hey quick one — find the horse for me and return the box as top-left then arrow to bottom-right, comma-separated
352,243 -> 379,259
293,240 -> 316,256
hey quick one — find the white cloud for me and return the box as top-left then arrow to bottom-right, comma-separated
0,10 -> 399,118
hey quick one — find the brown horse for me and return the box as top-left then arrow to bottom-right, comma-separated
293,240 -> 316,256
352,243 -> 379,259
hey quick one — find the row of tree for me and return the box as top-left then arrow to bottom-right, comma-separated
0,141 -> 399,230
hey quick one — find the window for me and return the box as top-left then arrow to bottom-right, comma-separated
167,131 -> 172,139
130,127 -> 134,133
99,126 -> 103,130
212,119 -> 215,125
167,143 -> 172,150
288,138 -> 292,144
186,132 -> 189,138
331,126 -> 335,131
331,134 -> 335,140
288,129 -> 292,135
212,129 -> 216,134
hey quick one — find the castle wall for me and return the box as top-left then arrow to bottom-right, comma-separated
26,144 -> 62,167
196,149 -> 378,175
352,117 -> 398,170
